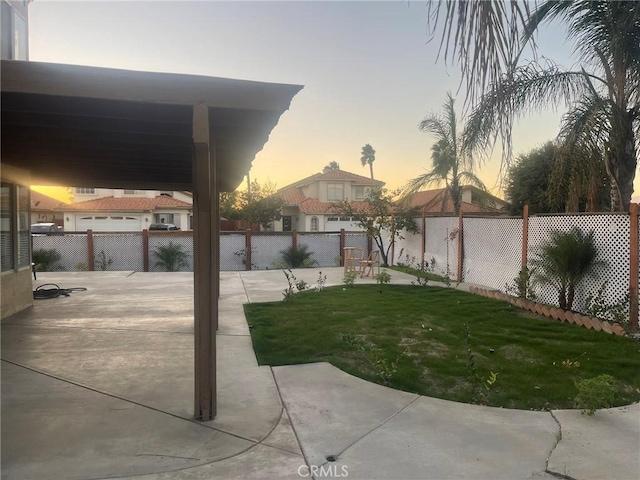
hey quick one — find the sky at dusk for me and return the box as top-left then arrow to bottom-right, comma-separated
29,0 -> 594,199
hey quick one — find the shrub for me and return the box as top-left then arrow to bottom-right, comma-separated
279,244 -> 318,268
153,242 -> 189,272
375,271 -> 391,285
32,249 -> 62,271
343,272 -> 357,287
95,250 -> 113,271
574,374 -> 617,415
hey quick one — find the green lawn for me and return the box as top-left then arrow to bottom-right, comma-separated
246,284 -> 640,410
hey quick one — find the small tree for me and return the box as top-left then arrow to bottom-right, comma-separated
220,180 -> 284,228
332,187 -> 418,266
530,228 -> 602,310
153,242 -> 189,272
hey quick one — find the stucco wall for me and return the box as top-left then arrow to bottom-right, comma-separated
1,268 -> 33,319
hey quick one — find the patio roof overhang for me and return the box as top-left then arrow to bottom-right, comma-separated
1,60 -> 302,192
1,60 -> 302,421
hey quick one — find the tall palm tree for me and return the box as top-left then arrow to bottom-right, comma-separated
427,1 -> 640,212
402,93 -> 488,216
360,144 -> 376,179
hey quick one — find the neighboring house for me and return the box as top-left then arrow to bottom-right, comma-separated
62,196 -> 193,232
272,169 -> 384,232
30,190 -> 67,227
404,186 -> 509,215
73,187 -> 192,204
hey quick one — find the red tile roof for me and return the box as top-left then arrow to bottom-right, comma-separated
31,190 -> 68,210
63,196 -> 192,211
404,186 -> 507,214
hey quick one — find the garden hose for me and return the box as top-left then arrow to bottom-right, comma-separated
33,284 -> 88,300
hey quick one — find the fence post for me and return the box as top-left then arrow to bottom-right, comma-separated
339,229 -> 345,267
521,204 -> 529,271
630,203 -> 639,328
457,210 -> 463,282
292,229 -> 297,249
421,208 -> 426,265
367,235 -> 373,258
87,229 -> 94,271
245,229 -> 252,271
142,229 -> 149,272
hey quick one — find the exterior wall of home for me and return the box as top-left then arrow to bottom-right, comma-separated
73,187 -> 113,202
1,165 -> 33,320
462,189 -> 473,203
1,268 -> 33,319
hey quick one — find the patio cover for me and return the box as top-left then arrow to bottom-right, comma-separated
1,60 -> 303,420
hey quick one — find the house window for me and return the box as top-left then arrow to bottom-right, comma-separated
354,186 -> 367,200
123,190 -> 136,195
76,187 -> 95,195
327,217 -> 338,222
17,186 -> 29,268
1,183 -> 14,272
327,183 -> 344,201
310,217 -> 319,231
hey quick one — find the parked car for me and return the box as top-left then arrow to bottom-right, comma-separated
31,223 -> 63,235
149,223 -> 180,231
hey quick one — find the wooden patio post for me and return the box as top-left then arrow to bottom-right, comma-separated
292,229 -> 297,250
87,229 -> 94,271
421,207 -> 426,265
457,209 -> 463,282
521,204 -> 529,271
629,203 -> 639,328
142,229 -> 149,272
192,104 -> 217,421
339,229 -> 345,267
245,229 -> 252,271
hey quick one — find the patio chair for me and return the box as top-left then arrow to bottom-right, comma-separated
360,250 -> 380,278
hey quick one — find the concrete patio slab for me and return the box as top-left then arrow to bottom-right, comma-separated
273,362 -> 559,479
272,362 -> 419,467
547,403 -> 640,480
1,362 -> 253,480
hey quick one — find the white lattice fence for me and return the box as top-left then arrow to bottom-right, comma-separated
148,235 -> 193,272
220,233 -> 246,271
527,214 -> 629,313
32,234 -> 88,271
344,232 -> 369,255
393,221 -> 423,266
94,234 -> 144,271
252,234 -> 293,269
299,233 -> 340,267
424,217 -> 459,278
463,217 -> 523,290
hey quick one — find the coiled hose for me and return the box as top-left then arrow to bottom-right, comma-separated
33,284 -> 88,300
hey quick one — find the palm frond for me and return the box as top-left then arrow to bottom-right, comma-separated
400,172 -> 446,199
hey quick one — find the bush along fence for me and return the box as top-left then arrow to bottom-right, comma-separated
32,229 -> 372,273
393,205 -> 640,331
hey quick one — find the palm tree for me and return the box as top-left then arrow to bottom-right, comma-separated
402,93 -> 488,215
323,161 -> 340,173
530,228 -> 602,310
360,144 -> 376,179
427,1 -> 640,212
153,242 -> 189,272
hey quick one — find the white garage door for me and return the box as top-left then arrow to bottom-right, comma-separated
76,215 -> 141,232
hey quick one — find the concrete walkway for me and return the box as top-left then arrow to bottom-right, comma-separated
1,268 -> 638,479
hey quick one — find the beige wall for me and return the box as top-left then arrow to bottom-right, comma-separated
1,267 -> 33,319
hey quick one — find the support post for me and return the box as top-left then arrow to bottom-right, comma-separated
87,229 -> 94,271
457,209 -> 463,282
421,208 -> 426,265
142,229 -> 149,272
339,229 -> 345,267
367,235 -> 373,258
292,229 -> 297,250
245,229 -> 252,271
521,204 -> 529,271
192,104 -> 217,421
630,203 -> 639,328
